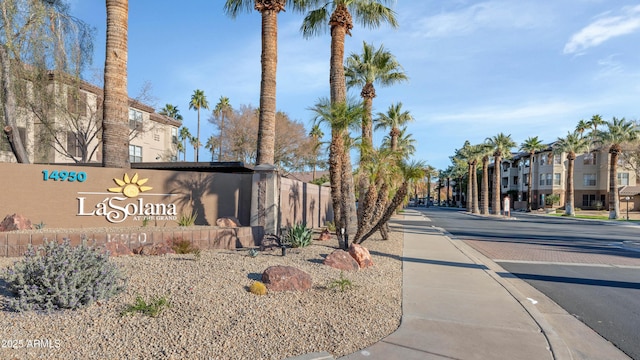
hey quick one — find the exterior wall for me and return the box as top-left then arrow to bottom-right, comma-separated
0,163 -> 252,229
279,177 -> 333,230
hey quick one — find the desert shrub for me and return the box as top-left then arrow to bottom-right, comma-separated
177,211 -> 197,226
283,223 -> 313,248
3,239 -> 127,312
247,248 -> 259,258
329,272 -> 353,292
325,221 -> 336,232
121,295 -> 170,317
168,237 -> 201,260
249,281 -> 267,295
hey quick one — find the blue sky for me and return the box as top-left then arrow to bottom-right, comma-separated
69,1 -> 640,171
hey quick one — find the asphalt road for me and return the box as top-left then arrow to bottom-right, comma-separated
417,207 -> 640,360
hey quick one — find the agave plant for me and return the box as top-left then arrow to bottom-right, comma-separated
283,223 -> 313,248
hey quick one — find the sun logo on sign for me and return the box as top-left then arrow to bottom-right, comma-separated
108,173 -> 153,198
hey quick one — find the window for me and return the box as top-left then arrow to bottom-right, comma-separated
129,109 -> 143,130
583,174 -> 596,186
539,173 -> 545,186
618,172 -> 630,186
524,158 -> 530,167
553,173 -> 561,186
553,154 -> 562,165
502,163 -> 510,171
502,177 -> 508,188
583,152 -> 596,165
539,154 -> 547,165
67,90 -> 87,116
0,127 -> 26,152
129,145 -> 142,163
524,174 -> 529,186
66,132 -> 81,157
539,173 -> 552,186
582,194 -> 596,207
513,176 -> 518,186
171,127 -> 178,144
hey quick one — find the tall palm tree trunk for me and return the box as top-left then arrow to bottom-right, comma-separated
471,162 -> 479,213
102,0 -> 129,169
328,130 -> 343,242
609,147 -> 621,219
566,154 -> 575,216
358,90 -> 374,219
466,163 -> 473,212
492,154 -> 502,214
481,156 -> 489,214
196,108 -> 201,162
256,9 -> 278,165
527,154 -> 534,211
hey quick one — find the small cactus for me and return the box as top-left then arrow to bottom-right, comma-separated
247,248 -> 259,257
249,281 -> 267,295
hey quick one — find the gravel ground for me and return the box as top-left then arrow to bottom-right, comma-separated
0,229 -> 402,360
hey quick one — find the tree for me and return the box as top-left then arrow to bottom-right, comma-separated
345,41 -> 407,161
205,135 -> 217,161
1,0 -> 94,164
575,120 -> 588,137
597,117 -> 639,219
189,135 -> 201,159
225,0 -> 309,166
477,144 -> 493,215
587,114 -> 605,137
519,136 -> 546,211
213,96 -> 231,161
486,133 -> 516,215
308,123 -> 324,181
310,97 -> 363,246
375,102 -> 413,153
554,132 -> 588,216
178,126 -> 191,161
159,104 -> 183,121
189,89 -> 209,162
102,0 -> 129,168
301,0 -> 398,241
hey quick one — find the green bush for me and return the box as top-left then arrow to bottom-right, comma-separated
177,211 -> 197,226
329,272 -> 353,292
3,239 -> 127,312
325,221 -> 336,232
121,295 -> 170,317
283,223 -> 313,248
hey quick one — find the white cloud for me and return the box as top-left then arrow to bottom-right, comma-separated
564,5 -> 640,54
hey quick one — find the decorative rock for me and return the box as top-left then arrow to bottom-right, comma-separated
132,243 -> 176,256
318,229 -> 332,241
259,233 -> 281,251
0,213 -> 33,232
323,249 -> 359,271
216,216 -> 241,227
103,242 -> 134,256
349,244 -> 374,268
262,265 -> 312,292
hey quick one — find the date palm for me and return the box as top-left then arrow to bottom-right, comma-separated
587,114 -> 605,137
375,102 -> 413,153
214,96 -> 231,161
225,0 -> 309,165
575,120 -> 588,137
486,133 -> 516,215
345,41 -> 407,160
205,135 -> 217,161
301,0 -> 398,241
597,117 -> 639,219
189,89 -> 209,162
159,104 -> 183,121
519,136 -> 546,212
102,0 -> 129,168
554,132 -> 589,216
179,126 -> 192,161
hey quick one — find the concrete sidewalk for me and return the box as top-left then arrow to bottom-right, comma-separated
335,210 -> 631,360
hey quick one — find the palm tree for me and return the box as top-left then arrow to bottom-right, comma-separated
310,97 -> 363,245
301,0 -> 397,241
309,124 -> 324,180
453,141 -> 472,211
597,117 -> 640,219
225,1 -> 308,166
102,0 -> 129,168
486,133 -> 516,215
345,41 -> 407,160
213,96 -> 232,161
554,132 -> 589,216
587,114 -> 605,137
205,135 -> 217,161
519,136 -> 546,211
189,135 -> 201,159
423,165 -> 437,208
477,144 -> 493,215
159,104 -> 183,121
575,120 -> 588,137
375,102 -> 413,153
179,126 -> 192,161
382,127 -> 415,158
189,89 -> 209,162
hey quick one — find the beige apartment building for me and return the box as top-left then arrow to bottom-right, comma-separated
0,72 -> 180,164
497,145 -> 638,211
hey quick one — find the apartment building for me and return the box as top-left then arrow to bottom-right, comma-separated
494,145 -> 638,211
0,72 -> 180,164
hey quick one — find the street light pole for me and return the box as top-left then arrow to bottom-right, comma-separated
625,196 -> 630,221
